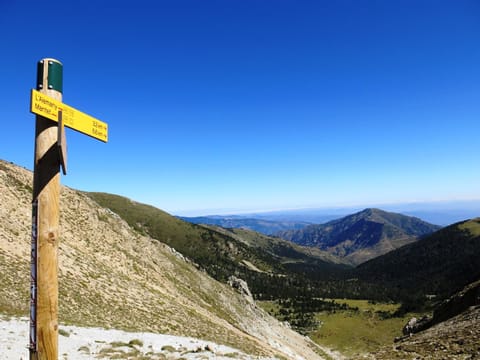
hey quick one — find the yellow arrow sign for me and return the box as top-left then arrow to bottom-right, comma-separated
30,89 -> 108,142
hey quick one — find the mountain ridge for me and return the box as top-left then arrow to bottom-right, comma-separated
86,191 -> 352,301
0,159 -> 325,359
277,208 -> 441,265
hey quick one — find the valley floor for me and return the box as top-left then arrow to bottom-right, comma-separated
0,316 -> 278,360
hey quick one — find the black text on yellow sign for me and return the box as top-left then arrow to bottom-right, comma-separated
30,89 -> 108,142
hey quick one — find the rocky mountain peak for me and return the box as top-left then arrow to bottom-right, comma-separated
277,208 -> 441,265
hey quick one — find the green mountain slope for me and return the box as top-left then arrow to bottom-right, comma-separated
86,192 -> 349,299
353,218 -> 480,300
204,226 -> 349,268
277,208 -> 441,265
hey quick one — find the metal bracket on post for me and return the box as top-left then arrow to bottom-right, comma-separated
58,110 -> 67,175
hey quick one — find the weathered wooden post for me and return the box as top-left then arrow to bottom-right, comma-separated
29,58 -> 108,359
30,58 -> 63,359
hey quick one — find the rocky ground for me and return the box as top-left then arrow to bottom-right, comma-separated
367,305 -> 480,359
0,316 -> 278,360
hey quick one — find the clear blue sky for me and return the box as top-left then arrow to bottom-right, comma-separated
1,0 -> 479,215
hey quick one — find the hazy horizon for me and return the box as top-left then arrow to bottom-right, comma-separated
174,198 -> 480,226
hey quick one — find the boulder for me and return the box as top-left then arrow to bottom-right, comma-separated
228,275 -> 254,303
402,315 -> 432,335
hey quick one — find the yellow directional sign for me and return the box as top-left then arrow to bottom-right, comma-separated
30,89 -> 108,142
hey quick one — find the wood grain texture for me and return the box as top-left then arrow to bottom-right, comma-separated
32,58 -> 62,360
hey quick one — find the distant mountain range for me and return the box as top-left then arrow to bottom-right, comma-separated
178,215 -> 311,235
179,208 -> 444,266
196,201 -> 480,226
276,208 -> 441,265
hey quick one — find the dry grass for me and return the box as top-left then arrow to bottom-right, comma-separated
0,159 -> 324,360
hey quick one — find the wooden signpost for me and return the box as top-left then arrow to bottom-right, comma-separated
29,58 -> 108,360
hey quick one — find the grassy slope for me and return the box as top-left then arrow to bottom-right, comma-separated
310,300 -> 417,358
0,160 -> 324,358
87,192 -> 349,282
354,218 -> 480,298
259,298 -> 420,358
206,226 -> 349,266
87,192 -> 282,276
